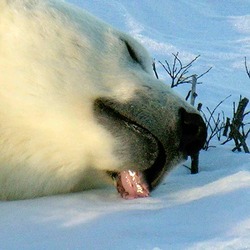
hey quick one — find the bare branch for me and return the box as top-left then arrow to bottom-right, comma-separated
163,60 -> 171,75
158,53 -> 211,89
197,66 -> 213,80
244,57 -> 250,79
181,55 -> 200,70
206,95 -> 231,128
222,97 -> 249,153
152,59 -> 159,79
201,95 -> 231,150
172,52 -> 179,75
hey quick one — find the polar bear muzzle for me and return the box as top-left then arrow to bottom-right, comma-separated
94,97 -> 207,198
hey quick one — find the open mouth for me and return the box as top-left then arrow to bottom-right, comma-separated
108,136 -> 166,199
94,99 -> 167,199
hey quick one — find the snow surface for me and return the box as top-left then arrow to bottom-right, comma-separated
1,1 -> 250,249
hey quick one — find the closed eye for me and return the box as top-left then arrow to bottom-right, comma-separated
122,39 -> 143,68
125,41 -> 140,63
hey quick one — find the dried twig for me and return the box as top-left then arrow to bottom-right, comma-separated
152,59 -> 159,79
201,95 -> 231,150
159,53 -> 212,88
222,97 -> 249,153
244,57 -> 250,79
153,54 -> 212,174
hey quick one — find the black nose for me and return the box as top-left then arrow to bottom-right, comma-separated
179,108 -> 207,156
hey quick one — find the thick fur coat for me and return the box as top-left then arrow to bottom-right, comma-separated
0,0 -> 206,200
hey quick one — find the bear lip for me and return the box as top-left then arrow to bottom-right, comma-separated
95,99 -> 167,190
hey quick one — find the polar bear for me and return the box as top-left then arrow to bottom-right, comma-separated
0,0 -> 206,200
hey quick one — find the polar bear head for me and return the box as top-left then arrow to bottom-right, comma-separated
0,0 -> 206,200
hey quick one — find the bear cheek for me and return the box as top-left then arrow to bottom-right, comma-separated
93,99 -> 159,173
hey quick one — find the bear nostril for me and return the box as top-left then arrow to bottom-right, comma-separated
183,121 -> 199,136
179,108 -> 207,156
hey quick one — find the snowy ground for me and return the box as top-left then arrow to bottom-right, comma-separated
1,1 -> 250,249
1,147 -> 250,250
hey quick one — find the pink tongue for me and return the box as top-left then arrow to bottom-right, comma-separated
115,170 -> 150,199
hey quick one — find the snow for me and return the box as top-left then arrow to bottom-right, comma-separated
1,1 -> 250,249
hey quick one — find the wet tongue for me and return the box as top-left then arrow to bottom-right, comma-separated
115,170 -> 149,199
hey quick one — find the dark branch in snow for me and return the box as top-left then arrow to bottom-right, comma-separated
201,95 -> 231,150
222,97 -> 249,153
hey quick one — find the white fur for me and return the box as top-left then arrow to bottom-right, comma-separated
0,0 -> 195,200
0,0 -> 157,199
